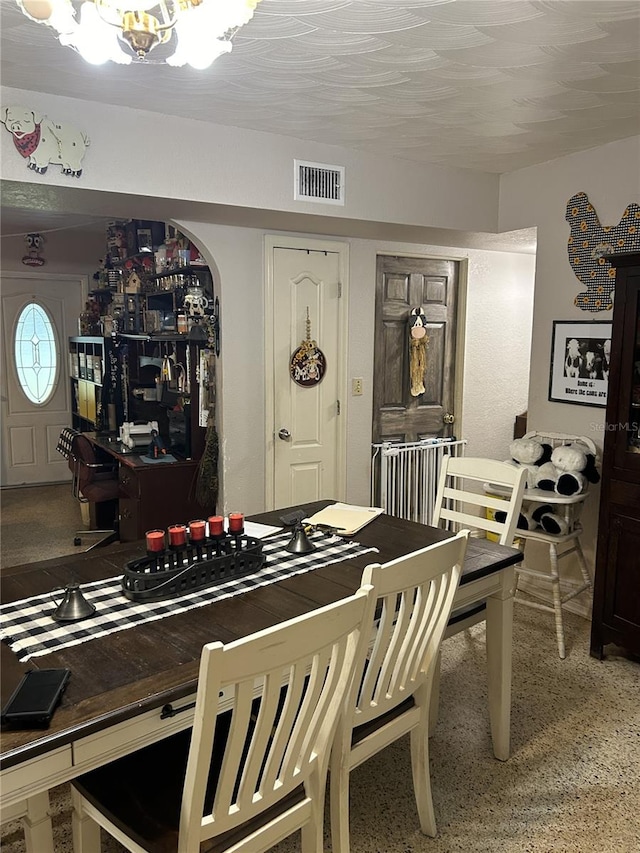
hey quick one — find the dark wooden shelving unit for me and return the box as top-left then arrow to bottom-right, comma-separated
70,225 -> 217,494
69,336 -> 108,432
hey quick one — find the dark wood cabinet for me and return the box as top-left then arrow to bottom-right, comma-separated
591,253 -> 640,659
117,454 -> 205,542
84,434 -> 207,542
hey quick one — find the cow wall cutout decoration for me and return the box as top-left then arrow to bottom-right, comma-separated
1,105 -> 90,177
22,233 -> 45,267
566,191 -> 640,312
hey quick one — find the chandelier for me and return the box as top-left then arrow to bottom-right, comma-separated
16,0 -> 263,68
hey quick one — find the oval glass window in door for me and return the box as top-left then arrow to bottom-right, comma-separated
14,302 -> 58,405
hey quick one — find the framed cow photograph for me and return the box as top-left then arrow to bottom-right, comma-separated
549,320 -> 612,408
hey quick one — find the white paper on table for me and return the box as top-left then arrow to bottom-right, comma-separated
303,503 -> 383,535
243,520 -> 282,539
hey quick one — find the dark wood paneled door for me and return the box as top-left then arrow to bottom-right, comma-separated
373,255 -> 459,443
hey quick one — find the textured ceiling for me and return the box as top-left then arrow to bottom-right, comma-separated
1,0 -> 639,175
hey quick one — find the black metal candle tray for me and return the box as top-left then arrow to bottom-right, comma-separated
121,533 -> 265,602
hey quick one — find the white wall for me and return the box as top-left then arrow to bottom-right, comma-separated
1,86 -> 499,234
461,251 -> 536,457
1,228 -> 103,277
499,135 -> 640,614
175,222 -> 265,516
500,136 -> 640,438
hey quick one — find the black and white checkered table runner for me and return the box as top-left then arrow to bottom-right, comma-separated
0,532 -> 377,662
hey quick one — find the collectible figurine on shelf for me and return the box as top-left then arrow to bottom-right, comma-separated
78,299 -> 101,335
147,429 -> 167,459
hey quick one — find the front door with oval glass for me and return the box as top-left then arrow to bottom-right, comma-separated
1,274 -> 83,486
373,255 -> 460,443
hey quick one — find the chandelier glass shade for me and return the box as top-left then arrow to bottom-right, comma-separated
16,0 -> 262,68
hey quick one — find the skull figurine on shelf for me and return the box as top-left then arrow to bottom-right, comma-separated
183,284 -> 210,318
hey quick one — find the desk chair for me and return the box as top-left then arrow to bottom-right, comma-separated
68,433 -> 120,550
330,531 -> 468,850
71,585 -> 374,853
428,457 -> 527,751
513,431 -> 598,659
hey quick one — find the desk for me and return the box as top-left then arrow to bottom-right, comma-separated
1,502 -> 522,848
85,433 -> 205,541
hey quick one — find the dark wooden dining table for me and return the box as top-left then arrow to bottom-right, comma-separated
0,501 -> 522,852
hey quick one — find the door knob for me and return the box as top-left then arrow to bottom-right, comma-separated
443,412 -> 455,425
278,428 -> 291,440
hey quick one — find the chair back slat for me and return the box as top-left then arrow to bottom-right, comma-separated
178,587 -> 372,848
283,648 -> 332,774
432,457 -> 527,547
259,663 -> 309,793
235,672 -> 285,806
211,680 -> 250,816
437,505 -> 513,539
351,532 -> 468,729
401,582 -> 444,686
440,488 -> 520,513
363,593 -> 408,704
296,645 -> 350,771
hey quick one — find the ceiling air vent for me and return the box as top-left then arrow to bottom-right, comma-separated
294,160 -> 345,206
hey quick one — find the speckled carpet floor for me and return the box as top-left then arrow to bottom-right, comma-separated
1,601 -> 638,853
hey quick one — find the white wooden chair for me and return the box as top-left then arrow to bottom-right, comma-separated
432,456 -> 528,549
513,431 -> 598,659
70,585 -> 374,853
428,457 -> 527,750
329,531 -> 469,851
1,794 -> 54,853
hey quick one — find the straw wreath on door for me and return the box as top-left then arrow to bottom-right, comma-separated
290,307 -> 326,387
409,307 -> 429,397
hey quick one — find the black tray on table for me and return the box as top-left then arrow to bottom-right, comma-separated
121,534 -> 265,602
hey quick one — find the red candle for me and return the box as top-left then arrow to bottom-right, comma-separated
208,515 -> 224,537
168,524 -> 187,547
189,520 -> 206,542
145,529 -> 165,553
228,512 -> 244,533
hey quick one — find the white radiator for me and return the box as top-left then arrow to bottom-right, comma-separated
371,439 -> 466,526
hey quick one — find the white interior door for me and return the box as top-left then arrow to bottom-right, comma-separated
1,272 -> 85,487
266,239 -> 347,509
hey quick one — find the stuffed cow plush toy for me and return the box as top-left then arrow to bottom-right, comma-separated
497,436 -> 600,535
538,442 -> 600,496
505,437 -> 553,489
497,502 -> 570,536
